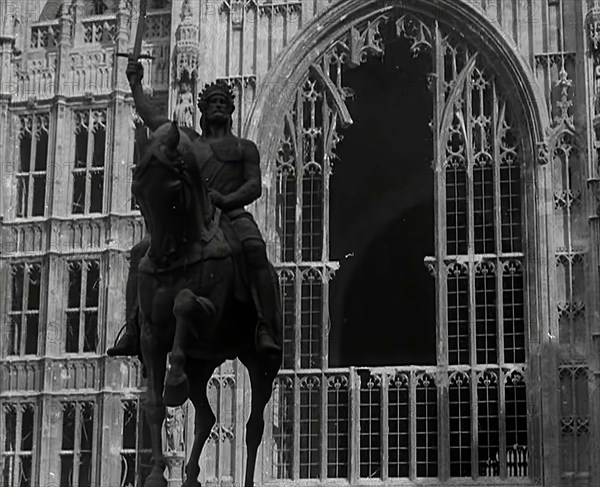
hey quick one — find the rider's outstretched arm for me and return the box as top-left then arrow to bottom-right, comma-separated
130,81 -> 170,132
127,61 -> 170,132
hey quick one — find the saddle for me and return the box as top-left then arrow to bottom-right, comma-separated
211,209 -> 250,304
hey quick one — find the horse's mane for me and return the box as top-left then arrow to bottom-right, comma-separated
145,122 -> 213,229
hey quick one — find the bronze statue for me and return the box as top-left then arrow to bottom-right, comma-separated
108,61 -> 283,487
108,60 -> 281,359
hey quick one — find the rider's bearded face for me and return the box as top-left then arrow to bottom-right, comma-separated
205,94 -> 232,123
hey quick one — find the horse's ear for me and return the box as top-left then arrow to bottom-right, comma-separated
165,121 -> 180,150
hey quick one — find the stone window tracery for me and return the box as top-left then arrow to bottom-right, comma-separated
65,260 -> 101,354
72,109 -> 107,215
0,402 -> 36,487
270,12 -> 529,482
120,399 -> 152,487
59,401 -> 95,487
16,113 -> 49,219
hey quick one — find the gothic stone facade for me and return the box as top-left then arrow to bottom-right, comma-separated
0,0 -> 599,486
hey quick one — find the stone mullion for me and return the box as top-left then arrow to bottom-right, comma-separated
409,369 -> 417,480
70,402 -> 82,487
349,367 -> 360,484
19,264 -> 31,355
0,260 -> 9,357
491,81 -> 509,478
380,372 -> 389,481
294,88 -> 303,266
77,260 -> 87,354
492,84 -> 506,370
433,20 -> 450,482
84,112 -> 94,214
292,373 -> 301,480
12,404 -> 23,487
463,60 -> 481,481
26,119 -> 38,218
99,394 -> 123,487
319,370 -> 327,480
321,90 -> 333,372
320,267 -> 328,371
321,88 -> 331,266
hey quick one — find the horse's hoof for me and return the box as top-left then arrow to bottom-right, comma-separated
143,468 -> 167,487
164,373 -> 190,407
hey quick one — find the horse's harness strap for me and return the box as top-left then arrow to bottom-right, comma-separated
202,207 -> 222,243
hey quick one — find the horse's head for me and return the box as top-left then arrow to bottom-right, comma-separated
132,121 -> 212,268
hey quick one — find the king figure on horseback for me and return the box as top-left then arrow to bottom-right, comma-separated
107,60 -> 281,359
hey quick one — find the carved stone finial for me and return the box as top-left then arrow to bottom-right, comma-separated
537,140 -> 550,165
175,0 -> 199,80
164,406 -> 185,453
587,7 -> 600,52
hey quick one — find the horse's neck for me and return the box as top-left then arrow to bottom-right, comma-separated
184,172 -> 213,242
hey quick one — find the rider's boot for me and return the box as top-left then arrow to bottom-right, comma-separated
107,240 -> 145,357
249,268 -> 282,358
106,313 -> 140,356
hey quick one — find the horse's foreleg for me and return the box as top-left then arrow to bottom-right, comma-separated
242,358 -> 278,487
165,289 -> 216,407
182,366 -> 216,487
141,336 -> 168,487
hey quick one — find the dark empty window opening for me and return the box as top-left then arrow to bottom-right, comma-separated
329,36 -> 436,367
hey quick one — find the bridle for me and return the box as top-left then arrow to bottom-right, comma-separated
133,143 -> 196,267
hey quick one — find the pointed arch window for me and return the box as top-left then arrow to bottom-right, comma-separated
16,113 -> 49,218
271,12 -> 530,483
72,109 -> 107,215
0,402 -> 37,487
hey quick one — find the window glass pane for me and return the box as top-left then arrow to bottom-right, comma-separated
35,131 -> 48,171
11,265 -> 24,312
61,404 -> 76,450
90,172 -> 104,213
92,127 -> 105,167
66,312 -> 80,353
25,315 -> 39,355
21,408 -> 34,451
72,173 -> 86,214
16,176 -> 29,218
4,409 -> 17,451
75,130 -> 88,169
84,312 -> 98,353
20,135 -> 32,172
32,176 -> 46,217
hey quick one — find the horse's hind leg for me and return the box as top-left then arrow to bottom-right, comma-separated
240,354 -> 279,487
140,334 -> 168,487
182,363 -> 217,487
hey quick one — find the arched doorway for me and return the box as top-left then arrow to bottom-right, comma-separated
247,1 -> 549,483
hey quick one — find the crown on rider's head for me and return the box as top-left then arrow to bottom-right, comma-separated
198,80 -> 235,111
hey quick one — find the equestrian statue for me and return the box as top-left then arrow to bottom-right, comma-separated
107,56 -> 283,487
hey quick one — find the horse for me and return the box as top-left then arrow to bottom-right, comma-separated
130,121 -> 282,487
